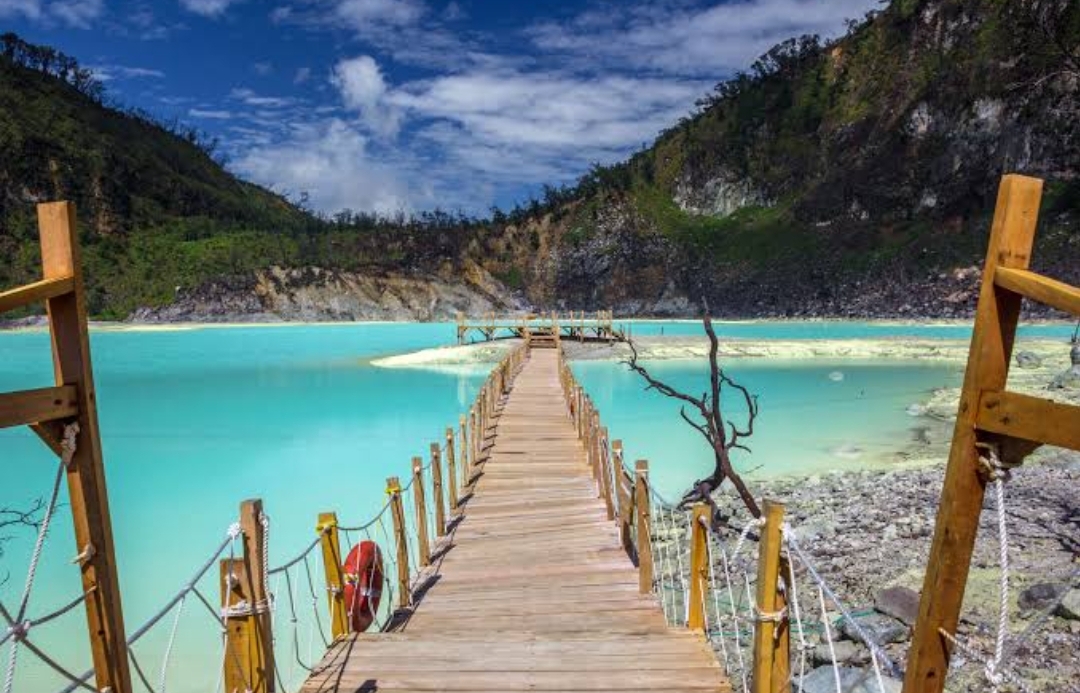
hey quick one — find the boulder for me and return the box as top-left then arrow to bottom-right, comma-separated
811,640 -> 866,666
874,586 -> 920,626
1055,589 -> 1080,621
839,612 -> 909,644
1017,582 -> 1067,612
1014,350 -> 1042,369
798,666 -> 902,693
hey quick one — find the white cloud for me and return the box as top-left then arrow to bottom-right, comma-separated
180,0 -> 242,17
332,0 -> 423,29
189,108 -> 234,119
90,64 -> 166,81
294,66 -> 312,84
232,118 -> 420,214
331,55 -> 402,137
253,61 -> 273,76
0,0 -> 103,26
229,87 -> 297,108
528,0 -> 879,77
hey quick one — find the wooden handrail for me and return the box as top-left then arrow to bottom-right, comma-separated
976,390 -> 1080,450
994,266 -> 1080,316
0,385 -> 79,428
0,274 -> 74,314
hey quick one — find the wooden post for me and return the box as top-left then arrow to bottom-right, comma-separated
430,443 -> 447,537
386,476 -> 410,608
469,406 -> 479,473
634,460 -> 653,594
598,426 -> 615,520
752,501 -> 788,693
39,203 -> 133,693
445,427 -> 459,512
412,457 -> 431,566
905,175 -> 1044,693
614,441 -> 632,551
459,415 -> 470,488
317,511 -> 348,639
221,499 -> 274,693
688,503 -> 710,631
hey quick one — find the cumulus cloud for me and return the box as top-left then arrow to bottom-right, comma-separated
0,0 -> 103,26
333,0 -> 423,28
331,55 -> 402,138
180,0 -> 243,17
231,118 -> 421,214
528,0 -> 879,77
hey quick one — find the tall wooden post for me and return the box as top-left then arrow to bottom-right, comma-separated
221,499 -> 274,693
386,477 -> 410,608
469,406 -> 479,475
634,460 -> 653,594
39,202 -> 133,693
904,175 -> 1045,693
430,443 -> 447,537
598,426 -> 615,520
460,414 -> 468,485
614,441 -> 633,552
445,427 -> 459,512
752,501 -> 788,693
317,511 -> 348,639
687,503 -> 710,631
412,458 -> 431,567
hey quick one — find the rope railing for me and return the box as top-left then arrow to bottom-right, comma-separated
556,340 -> 913,693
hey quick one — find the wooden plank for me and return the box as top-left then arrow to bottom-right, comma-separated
976,390 -> 1080,451
905,174 -> 1044,693
0,274 -> 74,314
39,202 -> 132,693
0,385 -> 78,429
994,266 -> 1080,316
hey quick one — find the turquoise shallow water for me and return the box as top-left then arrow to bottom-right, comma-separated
0,320 -> 1068,691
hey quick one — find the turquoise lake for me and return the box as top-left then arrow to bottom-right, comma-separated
0,320 -> 1073,691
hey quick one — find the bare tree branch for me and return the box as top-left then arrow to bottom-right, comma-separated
622,301 -> 762,518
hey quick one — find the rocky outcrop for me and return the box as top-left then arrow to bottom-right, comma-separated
673,169 -> 770,217
129,261 -> 523,322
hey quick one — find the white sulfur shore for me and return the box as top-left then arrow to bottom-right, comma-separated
371,341 -> 518,368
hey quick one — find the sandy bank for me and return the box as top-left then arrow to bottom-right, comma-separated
372,340 -> 518,368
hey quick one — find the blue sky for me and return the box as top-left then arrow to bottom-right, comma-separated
1,0 -> 879,215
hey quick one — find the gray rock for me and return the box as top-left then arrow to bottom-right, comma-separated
1055,589 -> 1080,621
811,640 -> 866,666
839,612 -> 909,644
1018,582 -> 1067,611
1015,350 -> 1042,369
874,586 -> 920,626
1050,365 -> 1080,390
798,666 -> 902,693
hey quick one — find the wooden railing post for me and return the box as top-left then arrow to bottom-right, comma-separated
613,441 -> 633,551
752,501 -> 789,693
445,427 -> 459,512
412,457 -> 431,566
688,504 -> 710,631
221,499 -> 274,693
37,202 -> 133,693
459,414 -> 470,487
469,406 -> 479,473
634,460 -> 653,594
598,426 -> 615,520
386,476 -> 410,608
430,443 -> 447,536
317,511 -> 348,639
905,174 -> 1044,693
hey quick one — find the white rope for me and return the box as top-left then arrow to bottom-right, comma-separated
817,586 -> 843,693
157,594 -> 185,693
784,548 -> 808,692
3,423 -> 78,693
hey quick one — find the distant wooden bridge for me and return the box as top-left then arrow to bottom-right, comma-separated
456,311 -> 624,346
2,175 -> 1080,693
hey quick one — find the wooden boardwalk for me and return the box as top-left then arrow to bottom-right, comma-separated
302,348 -> 729,692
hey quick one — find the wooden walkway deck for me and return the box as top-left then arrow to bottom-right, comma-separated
302,348 -> 729,692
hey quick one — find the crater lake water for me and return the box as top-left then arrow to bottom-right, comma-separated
0,320 -> 1072,691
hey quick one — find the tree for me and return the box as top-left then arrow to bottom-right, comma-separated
622,301 -> 762,518
0,500 -> 45,586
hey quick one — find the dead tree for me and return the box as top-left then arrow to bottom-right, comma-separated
622,304 -> 762,518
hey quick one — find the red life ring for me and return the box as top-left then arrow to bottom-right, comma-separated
343,541 -> 384,633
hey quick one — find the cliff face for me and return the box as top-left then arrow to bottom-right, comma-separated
470,0 -> 1080,318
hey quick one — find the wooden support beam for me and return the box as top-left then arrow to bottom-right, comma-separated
0,385 -> 78,429
634,460 -> 653,595
317,511 -> 348,639
752,501 -> 788,693
905,174 -> 1044,693
430,443 -> 447,536
222,499 -> 274,693
0,275 -> 75,314
459,415 -> 469,490
411,457 -> 431,567
687,504 -> 709,631
613,441 -> 633,555
445,427 -> 459,512
39,202 -> 132,693
994,266 -> 1080,316
598,426 -> 615,521
386,476 -> 410,609
976,390 -> 1080,451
